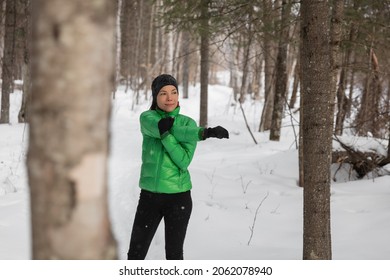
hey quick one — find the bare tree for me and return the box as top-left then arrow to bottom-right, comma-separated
28,0 -> 117,259
301,0 -> 332,260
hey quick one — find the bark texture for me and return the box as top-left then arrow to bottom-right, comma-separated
301,0 -> 333,260
28,0 -> 117,259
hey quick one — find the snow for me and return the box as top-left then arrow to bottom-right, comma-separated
1,82 -> 390,261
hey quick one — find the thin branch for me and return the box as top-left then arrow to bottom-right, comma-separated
239,101 -> 258,145
247,192 -> 269,246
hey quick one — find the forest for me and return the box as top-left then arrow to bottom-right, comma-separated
0,0 -> 389,260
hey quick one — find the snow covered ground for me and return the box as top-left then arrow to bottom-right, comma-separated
1,83 -> 390,260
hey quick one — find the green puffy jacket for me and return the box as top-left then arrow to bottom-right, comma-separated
139,107 -> 204,194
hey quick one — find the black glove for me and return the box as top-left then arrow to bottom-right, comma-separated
158,117 -> 174,135
203,126 -> 229,139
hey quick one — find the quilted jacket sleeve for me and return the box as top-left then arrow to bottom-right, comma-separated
139,111 -> 161,139
140,110 -> 204,142
170,125 -> 204,142
160,118 -> 198,171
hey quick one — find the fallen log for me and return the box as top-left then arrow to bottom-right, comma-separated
332,136 -> 390,178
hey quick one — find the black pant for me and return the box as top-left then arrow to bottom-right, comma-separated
127,190 -> 192,260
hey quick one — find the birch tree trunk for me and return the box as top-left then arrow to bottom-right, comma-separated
28,0 -> 117,259
301,0 -> 332,260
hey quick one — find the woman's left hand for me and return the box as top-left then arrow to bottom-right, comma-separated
158,117 -> 175,135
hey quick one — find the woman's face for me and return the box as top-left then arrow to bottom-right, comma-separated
156,85 -> 179,112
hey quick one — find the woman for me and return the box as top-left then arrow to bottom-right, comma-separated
127,74 -> 229,260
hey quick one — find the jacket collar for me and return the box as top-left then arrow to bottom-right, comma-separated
156,106 -> 180,118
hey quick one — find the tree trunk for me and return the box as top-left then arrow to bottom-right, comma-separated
334,64 -> 347,136
252,51 -> 263,100
0,0 -> 16,124
331,0 -> 346,136
355,47 -> 382,137
387,79 -> 390,158
119,0 -> 130,87
239,22 -> 253,103
28,0 -> 117,259
270,0 -> 291,141
289,58 -> 299,109
171,31 -> 181,78
0,1 -> 5,69
14,0 -> 26,81
259,0 -> 276,132
18,65 -> 30,123
334,24 -> 357,135
301,0 -> 332,260
330,0 -> 344,104
18,0 -> 31,123
113,0 -> 122,97
298,103 -> 304,187
230,36 -> 241,102
181,30 -> 190,99
143,2 -> 155,99
199,0 -> 210,127
133,0 -> 144,104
